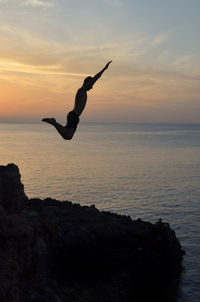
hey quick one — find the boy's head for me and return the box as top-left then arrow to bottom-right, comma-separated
83,76 -> 93,90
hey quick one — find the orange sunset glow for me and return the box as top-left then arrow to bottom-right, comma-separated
0,1 -> 200,123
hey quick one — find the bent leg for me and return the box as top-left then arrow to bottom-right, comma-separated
42,118 -> 76,140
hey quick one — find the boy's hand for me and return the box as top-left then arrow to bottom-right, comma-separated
105,61 -> 112,69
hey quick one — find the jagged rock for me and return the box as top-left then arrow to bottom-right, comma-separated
0,164 -> 28,214
0,164 -> 185,302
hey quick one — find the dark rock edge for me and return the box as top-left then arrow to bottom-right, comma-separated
0,163 -> 185,302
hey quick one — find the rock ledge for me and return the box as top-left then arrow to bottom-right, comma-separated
0,164 -> 185,302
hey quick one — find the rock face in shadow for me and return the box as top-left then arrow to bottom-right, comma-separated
0,164 -> 28,214
0,163 -> 185,302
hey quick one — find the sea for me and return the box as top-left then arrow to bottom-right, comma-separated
0,122 -> 199,301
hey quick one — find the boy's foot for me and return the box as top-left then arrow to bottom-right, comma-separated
42,118 -> 56,125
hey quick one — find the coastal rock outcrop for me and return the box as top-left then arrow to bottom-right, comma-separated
0,164 -> 185,302
0,164 -> 28,214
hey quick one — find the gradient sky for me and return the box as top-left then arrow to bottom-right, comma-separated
0,0 -> 200,123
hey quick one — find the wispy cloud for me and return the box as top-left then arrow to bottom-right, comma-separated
152,33 -> 168,45
22,0 -> 54,7
174,55 -> 194,65
0,25 -> 64,66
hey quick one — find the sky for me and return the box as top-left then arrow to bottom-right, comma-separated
0,0 -> 200,123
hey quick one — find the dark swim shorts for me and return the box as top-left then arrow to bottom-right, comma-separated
65,111 -> 80,130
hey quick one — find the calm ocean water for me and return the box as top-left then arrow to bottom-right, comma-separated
0,122 -> 199,301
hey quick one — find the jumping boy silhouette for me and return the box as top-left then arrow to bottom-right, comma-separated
42,61 -> 112,140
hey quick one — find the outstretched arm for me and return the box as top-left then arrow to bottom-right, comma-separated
83,61 -> 112,89
92,61 -> 112,83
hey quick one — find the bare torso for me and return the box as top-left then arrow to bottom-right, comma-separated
73,88 -> 87,116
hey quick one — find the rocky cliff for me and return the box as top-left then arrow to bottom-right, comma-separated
0,164 -> 185,302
